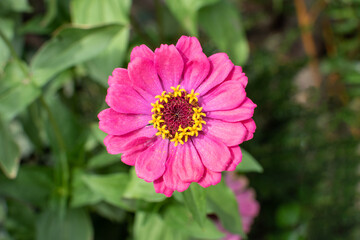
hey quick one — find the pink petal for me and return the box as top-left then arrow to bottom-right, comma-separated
128,57 -> 163,97
154,177 -> 174,197
121,137 -> 156,166
98,108 -> 150,135
225,172 -> 248,193
206,98 -> 256,122
226,146 -> 242,171
135,138 -> 169,182
121,153 -> 136,166
105,84 -> 152,114
108,68 -> 130,86
192,134 -> 231,172
175,36 -> 203,63
196,53 -> 234,95
174,142 -> 205,183
241,216 -> 253,233
243,119 -> 256,141
238,190 -> 260,216
163,144 -> 191,192
204,118 -> 247,146
130,44 -> 154,61
198,168 -> 222,188
154,44 -> 184,91
103,126 -> 157,154
226,66 -> 248,88
182,53 -> 210,92
201,80 -> 246,112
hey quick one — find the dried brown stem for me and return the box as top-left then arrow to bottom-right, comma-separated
294,0 -> 322,87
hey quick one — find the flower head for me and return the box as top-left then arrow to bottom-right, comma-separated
98,36 -> 257,196
216,173 -> 260,240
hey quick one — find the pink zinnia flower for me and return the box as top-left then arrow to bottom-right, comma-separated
217,173 -> 260,240
98,36 -> 256,197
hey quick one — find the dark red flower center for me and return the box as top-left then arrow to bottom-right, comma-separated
149,85 -> 206,146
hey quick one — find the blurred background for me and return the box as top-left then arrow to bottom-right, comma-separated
0,0 -> 359,239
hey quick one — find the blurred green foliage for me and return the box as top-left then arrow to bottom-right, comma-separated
0,0 -> 359,239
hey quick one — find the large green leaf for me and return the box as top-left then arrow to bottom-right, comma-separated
236,149 -> 263,173
85,29 -> 129,86
6,199 -> 37,239
164,0 -> 219,36
0,166 -> 53,205
36,208 -> 93,240
123,168 -> 167,202
86,151 -> 121,170
43,95 -> 88,163
91,202 -> 126,222
0,0 -> 31,13
182,183 -> 207,227
134,211 -> 187,240
41,0 -> 58,27
71,169 -> 102,207
81,172 -> 129,207
90,122 -> 107,145
0,17 -> 14,70
0,117 -> 21,178
30,24 -> 123,86
199,1 -> 249,65
71,0 -> 131,86
206,179 -> 245,237
71,0 -> 131,25
164,204 -> 224,239
0,61 -> 41,122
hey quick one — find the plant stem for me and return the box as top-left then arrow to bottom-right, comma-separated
0,28 -> 69,201
294,0 -> 322,87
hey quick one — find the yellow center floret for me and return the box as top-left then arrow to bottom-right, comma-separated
149,85 -> 206,146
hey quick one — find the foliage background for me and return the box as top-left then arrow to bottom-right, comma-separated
0,0 -> 359,239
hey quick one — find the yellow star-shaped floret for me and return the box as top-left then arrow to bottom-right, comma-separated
187,89 -> 200,103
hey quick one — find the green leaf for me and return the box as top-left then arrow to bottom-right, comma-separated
30,24 -> 123,87
236,149 -> 263,173
0,0 -> 31,13
164,204 -> 224,239
36,208 -> 93,240
86,151 -> 121,170
41,0 -> 58,27
182,183 -> 207,227
43,95 -> 88,162
91,202 -> 126,222
134,211 -> 187,240
0,17 -> 14,70
90,122 -> 107,145
71,0 -> 131,25
0,166 -> 53,205
71,0 -> 131,86
85,29 -> 129,86
206,179 -> 245,237
0,61 -> 41,122
199,1 -> 249,65
81,172 -> 129,207
71,169 -> 102,207
123,167 -> 167,202
0,117 -> 20,178
6,200 -> 37,239
164,0 -> 219,36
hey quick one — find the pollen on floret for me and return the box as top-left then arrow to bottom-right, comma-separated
149,85 -> 206,146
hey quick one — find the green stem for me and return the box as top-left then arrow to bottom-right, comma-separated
0,30 -> 28,75
0,28 -> 69,201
